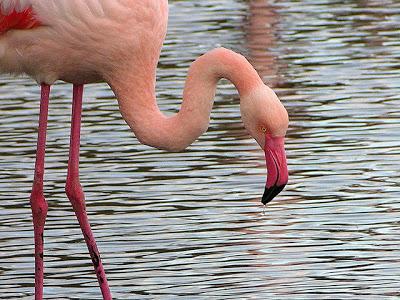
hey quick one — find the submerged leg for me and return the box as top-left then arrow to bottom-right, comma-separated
65,84 -> 112,300
30,84 -> 50,300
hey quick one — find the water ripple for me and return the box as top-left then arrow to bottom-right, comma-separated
1,0 -> 400,299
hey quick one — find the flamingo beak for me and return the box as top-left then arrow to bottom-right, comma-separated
262,134 -> 288,205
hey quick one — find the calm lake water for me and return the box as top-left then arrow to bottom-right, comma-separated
1,0 -> 400,299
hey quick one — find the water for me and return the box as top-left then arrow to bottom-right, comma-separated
1,0 -> 400,298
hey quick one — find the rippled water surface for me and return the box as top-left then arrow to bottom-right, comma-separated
1,0 -> 400,299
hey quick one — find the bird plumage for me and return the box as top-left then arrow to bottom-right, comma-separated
0,0 -> 168,84
0,0 -> 32,14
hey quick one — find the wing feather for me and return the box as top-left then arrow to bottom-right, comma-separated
1,0 -> 32,14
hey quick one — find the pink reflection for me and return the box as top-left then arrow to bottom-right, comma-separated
245,0 -> 282,87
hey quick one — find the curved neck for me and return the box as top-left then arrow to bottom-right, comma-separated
109,48 -> 264,151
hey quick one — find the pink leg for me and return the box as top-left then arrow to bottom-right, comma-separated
30,84 -> 50,300
65,84 -> 112,300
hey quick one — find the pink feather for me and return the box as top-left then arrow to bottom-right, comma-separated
0,7 -> 40,34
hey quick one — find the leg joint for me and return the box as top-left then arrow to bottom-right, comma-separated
65,179 -> 86,211
30,191 -> 48,222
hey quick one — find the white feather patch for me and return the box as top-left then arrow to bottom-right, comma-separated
0,0 -> 32,14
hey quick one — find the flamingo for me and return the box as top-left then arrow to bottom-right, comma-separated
0,0 -> 289,299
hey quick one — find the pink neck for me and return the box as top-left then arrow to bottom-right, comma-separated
109,48 -> 264,151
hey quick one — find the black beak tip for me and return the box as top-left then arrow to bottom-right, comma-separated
261,184 -> 286,205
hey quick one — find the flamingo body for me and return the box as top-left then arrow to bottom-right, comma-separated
0,1 -> 289,299
0,0 -> 168,85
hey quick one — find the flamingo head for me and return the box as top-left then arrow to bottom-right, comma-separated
240,85 -> 289,204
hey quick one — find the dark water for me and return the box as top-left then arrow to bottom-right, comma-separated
1,0 -> 400,298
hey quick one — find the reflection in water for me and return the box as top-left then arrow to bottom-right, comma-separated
245,0 -> 281,87
1,0 -> 400,299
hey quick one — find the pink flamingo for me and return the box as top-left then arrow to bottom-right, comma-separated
0,1 -> 289,299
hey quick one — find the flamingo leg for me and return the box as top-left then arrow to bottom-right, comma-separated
65,84 -> 112,300
30,84 -> 50,300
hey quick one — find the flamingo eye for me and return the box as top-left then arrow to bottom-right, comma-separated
261,127 -> 267,133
